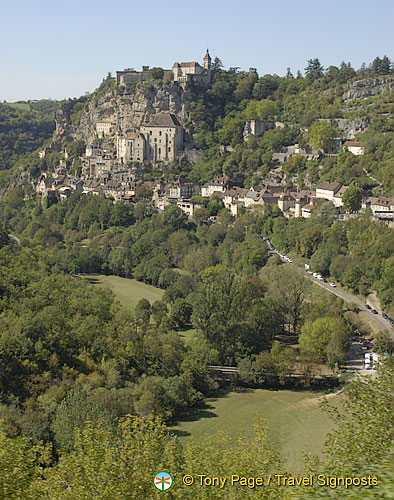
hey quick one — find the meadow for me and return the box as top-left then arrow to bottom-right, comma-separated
171,388 -> 339,472
82,274 -> 164,309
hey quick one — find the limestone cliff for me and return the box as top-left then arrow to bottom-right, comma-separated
53,81 -> 186,147
342,76 -> 394,101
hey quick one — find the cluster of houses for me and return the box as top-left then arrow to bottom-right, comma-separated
32,108 -> 393,224
34,153 -> 394,223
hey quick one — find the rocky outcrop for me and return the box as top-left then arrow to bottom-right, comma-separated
335,117 -> 370,139
342,76 -> 394,101
77,82 -> 185,144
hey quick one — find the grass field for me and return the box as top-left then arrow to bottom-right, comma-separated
82,274 -> 164,309
178,327 -> 198,344
6,102 -> 31,110
171,389 -> 339,472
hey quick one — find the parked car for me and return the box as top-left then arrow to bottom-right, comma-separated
365,304 -> 371,309
312,273 -> 318,277
383,313 -> 388,319
372,309 -> 378,314
307,270 -> 313,274
329,282 -> 336,287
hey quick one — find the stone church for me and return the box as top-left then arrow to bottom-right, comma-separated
116,113 -> 183,164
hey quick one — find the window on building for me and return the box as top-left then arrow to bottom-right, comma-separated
159,131 -> 162,136
150,131 -> 152,135
159,148 -> 161,155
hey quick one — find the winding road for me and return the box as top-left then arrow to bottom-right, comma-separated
264,237 -> 392,335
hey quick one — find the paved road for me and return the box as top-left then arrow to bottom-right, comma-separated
264,238 -> 392,334
303,273 -> 391,333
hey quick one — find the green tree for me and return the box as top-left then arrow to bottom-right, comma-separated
373,331 -> 394,355
305,58 -> 324,81
135,298 -> 151,324
52,385 -> 115,452
151,300 -> 168,326
299,316 -> 350,364
149,67 -> 164,80
0,425 -> 50,500
170,298 -> 193,328
342,185 -> 362,213
308,121 -> 338,153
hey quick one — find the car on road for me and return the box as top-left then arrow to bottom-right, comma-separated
329,282 -> 336,287
312,273 -> 318,277
307,270 -> 313,274
317,276 -> 324,281
288,259 -> 293,263
371,309 -> 378,314
365,304 -> 371,309
383,313 -> 388,319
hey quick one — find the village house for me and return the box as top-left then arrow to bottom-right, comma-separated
294,196 -> 311,217
316,181 -> 343,201
301,203 -> 314,218
278,194 -> 296,212
201,176 -> 231,197
344,141 -> 365,155
363,197 -> 394,216
169,178 -> 200,199
332,185 -> 348,207
36,175 -> 55,196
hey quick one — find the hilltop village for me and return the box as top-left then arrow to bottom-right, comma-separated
22,51 -> 393,224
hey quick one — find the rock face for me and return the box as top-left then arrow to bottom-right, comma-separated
53,98 -> 87,147
78,82 -> 185,144
342,76 -> 394,101
52,82 -> 186,147
335,117 -> 370,139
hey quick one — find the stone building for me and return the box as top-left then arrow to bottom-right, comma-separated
169,178 -> 200,199
172,50 -> 211,86
116,50 -> 212,87
96,121 -> 115,138
243,120 -> 276,141
116,66 -> 173,85
116,113 -> 183,164
343,141 -> 365,155
141,113 -> 183,161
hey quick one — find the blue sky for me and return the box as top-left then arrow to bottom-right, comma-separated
1,0 -> 393,101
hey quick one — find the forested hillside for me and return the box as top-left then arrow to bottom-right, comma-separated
1,54 -> 394,498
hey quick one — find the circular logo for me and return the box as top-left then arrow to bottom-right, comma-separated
154,471 -> 173,491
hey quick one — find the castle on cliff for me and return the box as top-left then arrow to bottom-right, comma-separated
116,50 -> 211,87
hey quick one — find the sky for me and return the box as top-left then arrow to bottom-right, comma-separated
1,0 -> 393,101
